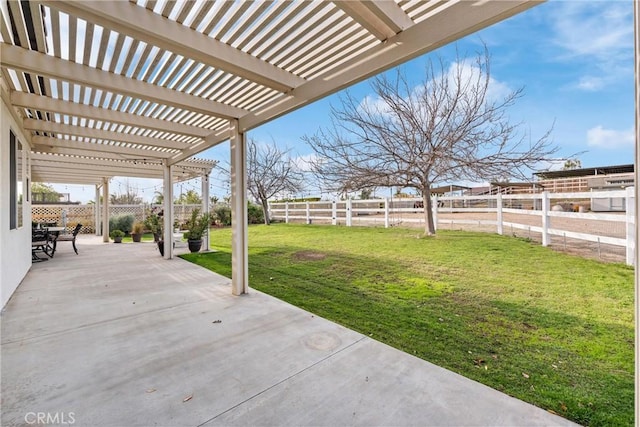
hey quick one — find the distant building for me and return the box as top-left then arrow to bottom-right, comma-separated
31,192 -> 79,205
534,164 -> 634,193
535,164 -> 633,212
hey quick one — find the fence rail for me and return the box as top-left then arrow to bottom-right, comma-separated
270,188 -> 635,266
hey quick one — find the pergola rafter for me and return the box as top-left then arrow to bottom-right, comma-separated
11,92 -> 212,138
23,119 -> 192,151
42,0 -> 307,93
0,44 -> 246,119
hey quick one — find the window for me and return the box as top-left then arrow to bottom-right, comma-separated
9,130 -> 23,229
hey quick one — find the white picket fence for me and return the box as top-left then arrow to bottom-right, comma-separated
269,188 -> 635,266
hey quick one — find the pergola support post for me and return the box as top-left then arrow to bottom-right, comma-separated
95,184 -> 101,236
202,171 -> 210,252
163,161 -> 174,259
230,119 -> 248,296
634,0 -> 639,417
102,178 -> 109,243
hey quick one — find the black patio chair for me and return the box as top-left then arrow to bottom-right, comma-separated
56,223 -> 82,254
32,228 -> 53,261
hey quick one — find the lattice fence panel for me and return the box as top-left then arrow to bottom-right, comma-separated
32,205 -> 96,234
32,204 -> 205,234
109,205 -> 146,223
172,204 -> 202,228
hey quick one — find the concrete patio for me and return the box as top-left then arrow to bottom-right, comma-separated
2,236 -> 577,426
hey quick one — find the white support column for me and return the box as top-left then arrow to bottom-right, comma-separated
332,200 -> 337,226
285,202 -> 289,224
496,193 -> 503,235
346,199 -> 352,227
202,171 -> 210,252
102,178 -> 109,243
163,161 -> 173,259
384,197 -> 389,228
633,2 -> 639,418
633,5 -> 639,418
230,120 -> 248,296
626,186 -> 635,266
305,202 -> 311,224
95,184 -> 101,236
432,196 -> 438,231
541,191 -> 550,247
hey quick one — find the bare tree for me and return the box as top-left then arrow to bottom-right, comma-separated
247,139 -> 303,225
304,47 -> 557,235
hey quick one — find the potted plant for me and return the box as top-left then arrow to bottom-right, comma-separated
131,221 -> 145,243
110,229 -> 125,243
184,209 -> 212,253
144,212 -> 162,242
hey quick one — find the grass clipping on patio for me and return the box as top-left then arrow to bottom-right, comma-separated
181,224 -> 633,426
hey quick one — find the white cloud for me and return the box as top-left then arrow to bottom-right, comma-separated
586,125 -> 634,149
446,61 -> 512,102
549,1 -> 633,90
359,61 -> 513,116
576,75 -> 606,92
537,159 -> 569,172
292,153 -> 318,173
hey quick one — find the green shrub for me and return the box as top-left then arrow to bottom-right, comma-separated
109,229 -> 125,238
184,209 -> 212,240
109,214 -> 135,234
248,202 -> 264,224
144,212 -> 161,234
214,205 -> 231,226
212,203 -> 264,226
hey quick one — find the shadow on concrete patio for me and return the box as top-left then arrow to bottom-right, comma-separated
1,236 -> 577,426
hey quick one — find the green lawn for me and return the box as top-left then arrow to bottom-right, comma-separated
181,224 -> 634,426
120,232 -> 156,243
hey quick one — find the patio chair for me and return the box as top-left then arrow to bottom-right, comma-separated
56,223 -> 82,254
32,228 -> 53,261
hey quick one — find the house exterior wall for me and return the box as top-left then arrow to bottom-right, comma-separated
1,98 -> 31,309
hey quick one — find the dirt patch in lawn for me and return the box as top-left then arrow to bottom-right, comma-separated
292,250 -> 328,261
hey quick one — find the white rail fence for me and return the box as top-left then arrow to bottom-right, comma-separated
269,188 -> 635,266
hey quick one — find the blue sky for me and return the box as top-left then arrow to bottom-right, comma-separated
55,0 -> 635,202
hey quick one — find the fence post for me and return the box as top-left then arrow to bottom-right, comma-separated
306,202 -> 311,225
285,202 -> 289,224
626,186 -> 635,266
541,191 -> 550,246
332,200 -> 337,226
496,193 -> 503,235
346,199 -> 352,227
384,197 -> 390,228
432,196 -> 438,231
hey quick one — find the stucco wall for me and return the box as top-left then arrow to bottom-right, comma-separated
1,98 -> 31,309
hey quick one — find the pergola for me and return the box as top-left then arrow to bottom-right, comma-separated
1,0 -> 543,295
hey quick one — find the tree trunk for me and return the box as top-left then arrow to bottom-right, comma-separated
422,185 -> 436,236
261,199 -> 271,225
